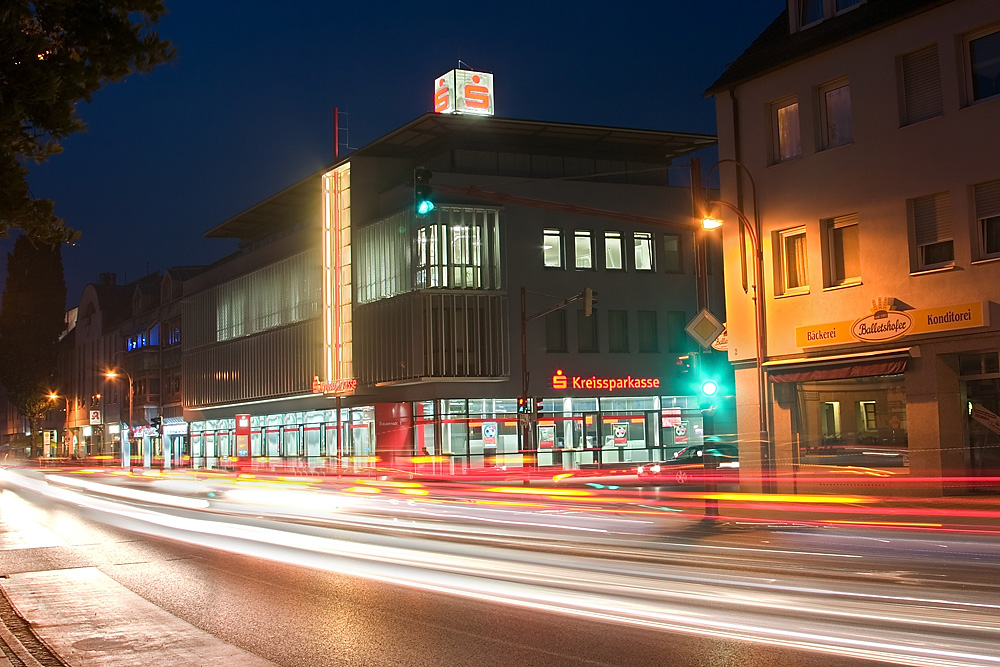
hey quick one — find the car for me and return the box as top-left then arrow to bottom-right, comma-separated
636,442 -> 740,485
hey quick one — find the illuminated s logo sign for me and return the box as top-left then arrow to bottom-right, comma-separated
552,369 -> 568,389
432,69 -> 494,116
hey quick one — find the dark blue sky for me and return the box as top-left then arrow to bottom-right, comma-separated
10,0 -> 785,306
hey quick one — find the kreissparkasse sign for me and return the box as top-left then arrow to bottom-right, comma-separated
796,299 -> 987,348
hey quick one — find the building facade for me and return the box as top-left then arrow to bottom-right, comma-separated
707,0 -> 1000,494
181,112 -> 730,473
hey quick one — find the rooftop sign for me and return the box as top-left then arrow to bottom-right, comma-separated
434,69 -> 494,116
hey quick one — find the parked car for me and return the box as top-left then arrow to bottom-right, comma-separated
636,442 -> 740,485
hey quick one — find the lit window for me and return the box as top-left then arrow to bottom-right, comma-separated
974,179 -> 1000,259
825,214 -> 860,286
967,27 -> 1000,102
663,234 -> 683,273
633,232 -> 654,271
820,80 -> 852,148
773,98 -> 801,162
574,230 -> 593,269
778,228 -> 809,294
543,228 -> 563,268
605,231 -> 624,270
911,192 -> 953,270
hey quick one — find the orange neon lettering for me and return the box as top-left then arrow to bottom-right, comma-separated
556,373 -> 661,393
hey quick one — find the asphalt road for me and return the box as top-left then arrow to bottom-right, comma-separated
1,470 -> 997,667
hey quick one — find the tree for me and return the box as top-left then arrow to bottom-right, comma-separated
0,1 -> 175,244
0,235 -> 67,456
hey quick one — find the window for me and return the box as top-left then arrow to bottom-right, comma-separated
824,214 -> 860,286
638,311 -> 658,352
543,228 -> 563,268
820,80 -> 852,148
604,231 -> 624,270
574,230 -> 593,269
608,310 -> 628,352
974,180 -> 1000,259
633,232 -> 654,271
577,310 -> 598,352
859,401 -> 877,431
772,98 -> 801,162
665,311 -> 689,353
663,234 -> 683,273
545,311 -> 567,352
911,192 -> 953,270
778,228 -> 809,294
800,0 -> 823,26
900,45 -> 942,125
967,27 -> 1000,102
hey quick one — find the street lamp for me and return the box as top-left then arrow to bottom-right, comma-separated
47,392 -> 68,458
105,368 -> 133,469
699,159 -> 774,493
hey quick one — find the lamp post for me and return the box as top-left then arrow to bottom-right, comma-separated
105,369 -> 133,469
699,159 -> 774,493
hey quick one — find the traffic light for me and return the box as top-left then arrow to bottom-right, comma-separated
535,398 -> 544,415
583,287 -> 598,317
517,396 -> 529,414
414,167 -> 434,216
150,416 -> 162,433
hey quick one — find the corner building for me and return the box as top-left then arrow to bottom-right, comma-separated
182,113 -> 727,472
706,0 -> 1000,495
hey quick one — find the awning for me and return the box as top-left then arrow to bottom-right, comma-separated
764,348 -> 912,384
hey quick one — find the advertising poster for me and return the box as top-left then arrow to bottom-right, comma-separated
613,423 -> 628,446
675,421 -> 689,445
483,422 -> 498,447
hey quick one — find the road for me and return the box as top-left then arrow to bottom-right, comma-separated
0,467 -> 998,667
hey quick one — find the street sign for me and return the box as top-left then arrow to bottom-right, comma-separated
686,309 -> 725,350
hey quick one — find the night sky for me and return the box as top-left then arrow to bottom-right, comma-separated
9,0 -> 785,308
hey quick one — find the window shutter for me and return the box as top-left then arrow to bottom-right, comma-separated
974,180 -> 1000,220
913,192 -> 951,245
901,46 -> 942,125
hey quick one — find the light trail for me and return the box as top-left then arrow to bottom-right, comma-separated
2,467 -> 1000,667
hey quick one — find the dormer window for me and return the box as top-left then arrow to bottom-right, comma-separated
793,0 -> 864,32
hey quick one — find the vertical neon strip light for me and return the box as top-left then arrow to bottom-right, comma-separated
322,164 -> 352,383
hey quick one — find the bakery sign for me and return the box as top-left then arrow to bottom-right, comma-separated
796,299 -> 988,348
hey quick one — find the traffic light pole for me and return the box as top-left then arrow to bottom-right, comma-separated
520,287 -> 594,464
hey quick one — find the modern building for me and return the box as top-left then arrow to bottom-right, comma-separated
181,110 -> 730,473
706,0 -> 1000,494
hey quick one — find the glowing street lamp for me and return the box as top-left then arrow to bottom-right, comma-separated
105,368 -> 133,468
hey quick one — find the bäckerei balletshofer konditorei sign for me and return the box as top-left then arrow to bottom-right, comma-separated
796,300 -> 987,348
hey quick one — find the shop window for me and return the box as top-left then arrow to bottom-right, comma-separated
824,214 -> 860,286
792,375 -> 908,468
819,79 -> 852,149
663,233 -> 683,273
574,230 -> 594,269
577,310 -> 599,352
605,231 -> 624,270
910,192 -> 953,270
772,97 -> 801,162
633,232 -> 654,271
608,310 -> 628,352
543,228 -> 563,268
777,227 -> 809,294
545,310 -> 567,353
966,25 -> 1000,103
974,179 -> 1000,259
638,311 -> 658,353
900,45 -> 942,125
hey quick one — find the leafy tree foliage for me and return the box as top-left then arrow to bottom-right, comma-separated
0,235 -> 67,453
0,1 -> 175,243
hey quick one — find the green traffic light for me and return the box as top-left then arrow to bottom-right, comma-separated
416,200 -> 434,215
700,380 -> 718,396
